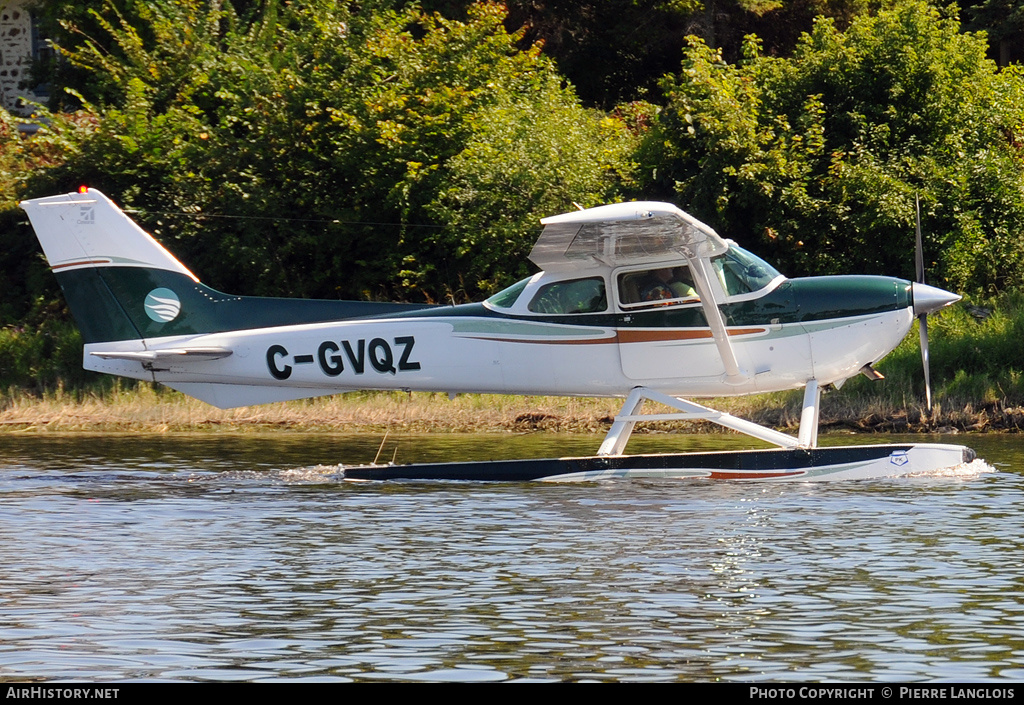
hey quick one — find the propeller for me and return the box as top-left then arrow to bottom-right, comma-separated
915,196 -> 931,410
912,195 -> 960,411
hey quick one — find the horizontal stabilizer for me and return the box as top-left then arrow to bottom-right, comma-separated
90,347 -> 233,363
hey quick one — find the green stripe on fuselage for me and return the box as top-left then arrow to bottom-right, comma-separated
718,277 -> 909,327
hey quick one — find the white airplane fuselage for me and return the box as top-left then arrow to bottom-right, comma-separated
22,190 -> 953,411
83,271 -> 918,409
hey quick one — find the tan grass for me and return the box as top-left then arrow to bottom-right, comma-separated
0,386 -> 627,433
0,383 -> 1019,434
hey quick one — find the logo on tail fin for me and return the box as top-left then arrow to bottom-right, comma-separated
144,288 -> 181,323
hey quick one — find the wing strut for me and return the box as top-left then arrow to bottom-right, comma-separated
687,255 -> 746,383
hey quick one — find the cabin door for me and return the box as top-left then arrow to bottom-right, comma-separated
614,265 -> 727,380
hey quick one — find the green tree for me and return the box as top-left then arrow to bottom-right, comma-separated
27,0 -> 635,303
646,0 -> 1024,294
0,107 -> 99,326
497,0 -> 889,108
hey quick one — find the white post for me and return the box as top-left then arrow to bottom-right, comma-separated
598,388 -> 646,456
798,379 -> 820,448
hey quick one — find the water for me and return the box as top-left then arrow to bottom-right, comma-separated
0,432 -> 1020,682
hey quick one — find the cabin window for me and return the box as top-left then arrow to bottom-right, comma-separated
618,266 -> 699,309
711,246 -> 781,296
486,277 -> 530,309
528,277 -> 607,315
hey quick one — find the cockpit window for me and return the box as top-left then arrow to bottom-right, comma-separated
711,246 -> 781,296
486,278 -> 530,309
618,266 -> 699,309
528,277 -> 607,314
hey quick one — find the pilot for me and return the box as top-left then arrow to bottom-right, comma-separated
668,267 -> 698,299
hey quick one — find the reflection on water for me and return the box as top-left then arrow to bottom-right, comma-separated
0,432 -> 1020,682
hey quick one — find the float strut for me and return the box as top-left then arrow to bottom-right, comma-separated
597,388 -> 648,456
797,379 -> 821,448
597,387 -> 800,457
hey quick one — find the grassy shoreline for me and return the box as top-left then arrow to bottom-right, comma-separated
2,384 -> 1022,435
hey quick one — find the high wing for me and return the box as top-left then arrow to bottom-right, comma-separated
530,201 -> 729,271
533,201 -> 745,382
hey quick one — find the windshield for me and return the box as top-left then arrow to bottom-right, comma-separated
711,245 -> 782,296
485,278 -> 530,309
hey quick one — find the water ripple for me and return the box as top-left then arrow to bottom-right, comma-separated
0,433 -> 1021,681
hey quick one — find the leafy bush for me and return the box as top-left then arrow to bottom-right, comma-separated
647,1 -> 1024,295
0,107 -> 99,326
0,320 -> 101,392
29,0 -> 635,303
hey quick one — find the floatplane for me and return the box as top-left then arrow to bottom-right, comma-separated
21,189 -> 974,481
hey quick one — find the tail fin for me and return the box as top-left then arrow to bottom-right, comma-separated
22,189 -> 435,345
21,189 -> 201,343
21,189 -> 198,280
